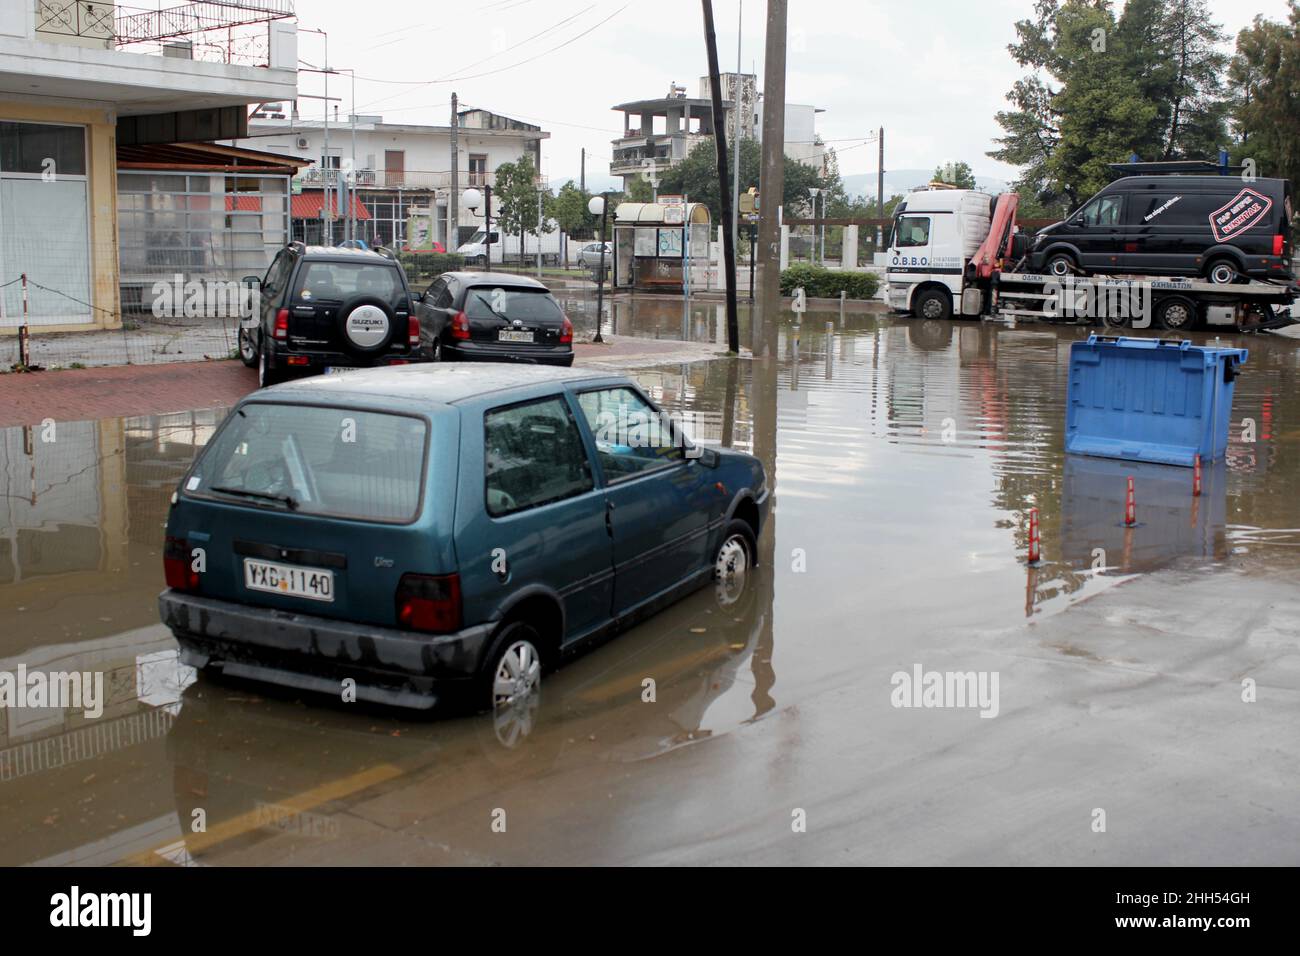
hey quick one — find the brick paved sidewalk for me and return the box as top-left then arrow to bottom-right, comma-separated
0,336 -> 734,428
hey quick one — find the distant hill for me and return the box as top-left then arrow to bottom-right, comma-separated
841,169 -> 1009,201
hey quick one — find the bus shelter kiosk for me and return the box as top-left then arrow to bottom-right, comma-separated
611,201 -> 712,293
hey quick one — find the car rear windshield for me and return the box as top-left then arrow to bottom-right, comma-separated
294,261 -> 405,305
187,403 -> 427,522
464,287 -> 563,322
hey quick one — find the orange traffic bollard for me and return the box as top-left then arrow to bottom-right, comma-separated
1193,454 -> 1202,497
1125,476 -> 1136,527
1028,507 -> 1041,564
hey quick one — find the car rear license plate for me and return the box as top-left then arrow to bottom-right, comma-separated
325,366 -> 360,375
498,330 -> 534,343
244,558 -> 334,602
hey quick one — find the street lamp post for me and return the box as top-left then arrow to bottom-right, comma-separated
461,185 -> 493,272
589,194 -> 609,343
807,186 -> 822,266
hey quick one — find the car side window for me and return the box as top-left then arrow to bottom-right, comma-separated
576,387 -> 685,481
263,251 -> 293,298
484,396 -> 594,517
424,277 -> 447,305
896,216 -> 930,247
1080,195 -> 1122,227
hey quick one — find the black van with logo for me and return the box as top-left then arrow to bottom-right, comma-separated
1028,174 -> 1294,284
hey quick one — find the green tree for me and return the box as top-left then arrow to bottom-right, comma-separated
1117,0 -> 1229,159
550,180 -> 597,238
493,154 -> 553,265
1228,4 -> 1300,193
656,137 -> 838,224
931,160 -> 977,188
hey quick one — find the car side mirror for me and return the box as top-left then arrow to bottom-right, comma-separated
411,291 -> 424,303
694,446 -> 720,468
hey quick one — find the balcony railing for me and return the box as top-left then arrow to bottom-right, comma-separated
36,0 -> 114,42
297,167 -> 496,191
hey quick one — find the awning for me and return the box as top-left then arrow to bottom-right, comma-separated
291,192 -> 372,220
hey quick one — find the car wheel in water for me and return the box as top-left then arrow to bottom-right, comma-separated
238,327 -> 258,367
713,519 -> 756,609
1205,258 -> 1241,285
483,621 -> 544,722
1156,295 -> 1197,331
913,288 -> 952,322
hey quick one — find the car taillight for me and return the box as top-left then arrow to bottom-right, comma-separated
408,315 -> 420,346
450,311 -> 471,341
1274,234 -> 1286,256
559,315 -> 573,344
395,573 -> 461,633
274,307 -> 289,341
164,535 -> 201,592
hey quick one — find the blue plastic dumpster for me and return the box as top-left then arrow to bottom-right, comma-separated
1065,336 -> 1247,467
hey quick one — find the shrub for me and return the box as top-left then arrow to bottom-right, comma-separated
780,265 -> 879,300
397,251 -> 466,285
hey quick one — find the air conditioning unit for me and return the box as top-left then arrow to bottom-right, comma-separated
296,138 -> 309,149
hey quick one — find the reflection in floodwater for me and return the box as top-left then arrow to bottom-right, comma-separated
1,309 -> 1299,864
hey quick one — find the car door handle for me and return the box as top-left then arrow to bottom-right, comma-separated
605,499 -> 615,536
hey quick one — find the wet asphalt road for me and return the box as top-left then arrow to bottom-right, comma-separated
2,302 -> 1298,865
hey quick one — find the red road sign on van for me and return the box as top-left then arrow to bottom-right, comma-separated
1209,187 -> 1273,242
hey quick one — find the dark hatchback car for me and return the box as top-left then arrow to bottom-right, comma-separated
158,364 -> 768,713
416,272 -> 574,366
1029,174 -> 1294,283
243,243 -> 423,388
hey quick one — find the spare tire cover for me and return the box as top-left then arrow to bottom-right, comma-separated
340,297 -> 393,351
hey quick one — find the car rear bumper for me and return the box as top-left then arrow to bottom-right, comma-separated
441,342 -> 574,366
271,346 -> 428,373
159,590 -> 492,710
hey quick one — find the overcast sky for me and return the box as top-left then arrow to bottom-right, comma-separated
296,0 -> 1296,193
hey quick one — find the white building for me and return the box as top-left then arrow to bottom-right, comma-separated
231,109 -> 549,248
0,1 -> 298,333
610,74 -> 824,190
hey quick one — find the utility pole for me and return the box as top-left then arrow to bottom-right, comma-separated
755,0 -> 787,358
580,148 -> 585,192
703,0 -> 739,354
450,93 -> 459,251
877,126 -> 885,251
730,0 -> 742,259
322,34 -> 330,246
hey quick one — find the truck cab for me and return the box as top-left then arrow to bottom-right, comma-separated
885,187 -> 995,320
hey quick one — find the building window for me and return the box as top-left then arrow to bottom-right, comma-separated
468,154 -> 487,187
0,121 -> 90,325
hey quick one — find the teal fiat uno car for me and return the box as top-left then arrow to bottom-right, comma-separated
159,364 -> 768,713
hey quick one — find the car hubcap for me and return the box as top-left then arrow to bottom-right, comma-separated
240,330 -> 256,362
921,298 -> 944,319
258,345 -> 267,386
1051,258 -> 1070,276
714,535 -> 749,607
1211,265 -> 1235,284
1165,304 -> 1190,327
492,639 -> 541,710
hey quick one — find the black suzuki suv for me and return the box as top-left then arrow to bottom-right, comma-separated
241,243 -> 424,387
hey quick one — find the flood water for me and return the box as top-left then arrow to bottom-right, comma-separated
2,304 -> 1298,865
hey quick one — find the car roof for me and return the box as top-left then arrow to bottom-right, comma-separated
1103,176 -> 1286,191
298,245 -> 399,263
250,363 -> 623,411
442,271 -> 549,289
